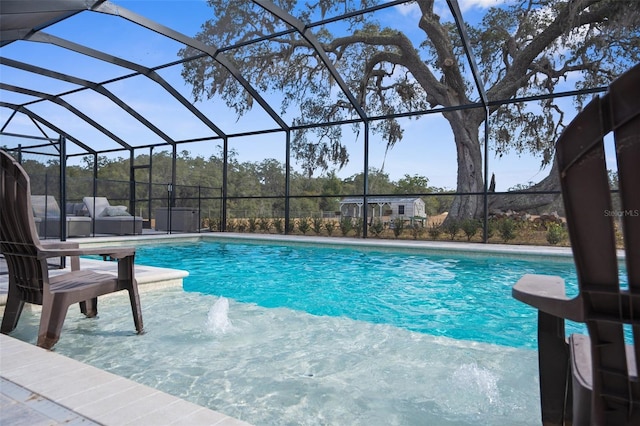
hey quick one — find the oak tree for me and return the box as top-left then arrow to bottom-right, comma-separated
180,0 -> 640,220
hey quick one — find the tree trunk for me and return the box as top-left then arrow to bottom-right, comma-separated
444,111 -> 562,223
444,111 -> 485,222
488,159 -> 562,214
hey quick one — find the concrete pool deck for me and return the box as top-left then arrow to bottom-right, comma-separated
0,233 -> 620,425
0,334 -> 250,426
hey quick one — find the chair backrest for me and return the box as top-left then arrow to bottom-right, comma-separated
31,195 -> 62,218
556,64 -> 640,421
83,196 -> 110,218
0,150 -> 47,305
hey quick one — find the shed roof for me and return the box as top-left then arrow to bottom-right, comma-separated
340,196 -> 424,205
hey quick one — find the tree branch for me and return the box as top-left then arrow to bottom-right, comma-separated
326,29 -> 449,107
488,0 -> 608,103
415,0 -> 468,104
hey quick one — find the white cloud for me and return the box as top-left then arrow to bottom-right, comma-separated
458,0 -> 513,13
409,0 -> 513,22
397,1 -> 421,18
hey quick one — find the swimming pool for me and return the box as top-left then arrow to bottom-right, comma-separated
136,239 -> 581,349
9,238 -> 588,425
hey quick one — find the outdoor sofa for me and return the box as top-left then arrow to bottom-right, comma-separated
83,196 -> 143,235
31,195 -> 91,238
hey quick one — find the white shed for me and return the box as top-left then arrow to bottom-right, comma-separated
339,196 -> 426,220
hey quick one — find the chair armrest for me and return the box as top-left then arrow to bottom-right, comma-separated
513,274 -> 584,322
40,241 -> 80,250
39,246 -> 135,260
40,241 -> 81,270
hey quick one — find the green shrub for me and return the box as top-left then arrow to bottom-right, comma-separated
392,217 -> 405,238
297,217 -> 311,235
546,222 -> 567,245
286,220 -> 295,233
460,219 -> 481,241
498,218 -> 516,242
204,217 -> 219,231
409,223 -> 425,240
324,220 -> 336,236
427,221 -> 442,239
312,217 -> 323,235
273,218 -> 284,234
443,220 -> 460,240
354,218 -> 364,237
485,219 -> 497,239
369,218 -> 384,237
248,217 -> 258,233
339,217 -> 353,236
258,217 -> 271,233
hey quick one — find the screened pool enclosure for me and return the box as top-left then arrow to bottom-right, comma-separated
1,0 -> 638,241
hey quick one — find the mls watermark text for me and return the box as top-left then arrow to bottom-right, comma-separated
604,209 -> 640,217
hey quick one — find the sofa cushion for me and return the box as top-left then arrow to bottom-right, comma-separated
100,206 -> 131,217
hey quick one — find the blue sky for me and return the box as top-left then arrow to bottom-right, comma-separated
0,0 -> 590,191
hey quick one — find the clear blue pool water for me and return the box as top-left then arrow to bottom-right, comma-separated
12,239 -> 599,425
134,240 -> 582,349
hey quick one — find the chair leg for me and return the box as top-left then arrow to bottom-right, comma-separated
1,294 -> 25,334
538,311 -> 571,425
79,297 -> 98,318
38,296 -> 70,350
127,287 -> 144,334
118,257 -> 143,334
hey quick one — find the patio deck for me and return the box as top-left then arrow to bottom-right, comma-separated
0,334 -> 250,426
